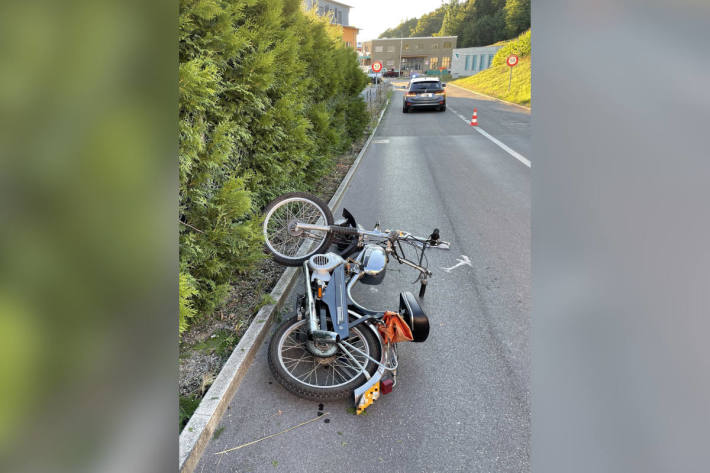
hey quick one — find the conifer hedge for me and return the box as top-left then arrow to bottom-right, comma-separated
178,0 -> 369,333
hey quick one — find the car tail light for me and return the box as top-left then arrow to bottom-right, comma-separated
435,91 -> 445,95
406,92 -> 416,96
381,378 -> 394,394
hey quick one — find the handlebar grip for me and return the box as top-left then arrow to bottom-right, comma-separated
329,225 -> 360,236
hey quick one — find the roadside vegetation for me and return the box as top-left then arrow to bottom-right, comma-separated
179,0 -> 369,336
178,97 -> 390,431
452,29 -> 531,107
179,0 -> 393,429
379,0 -> 530,47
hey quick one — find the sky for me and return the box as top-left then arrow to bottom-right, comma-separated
345,0 -> 447,42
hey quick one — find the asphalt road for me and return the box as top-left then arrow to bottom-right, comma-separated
196,84 -> 530,473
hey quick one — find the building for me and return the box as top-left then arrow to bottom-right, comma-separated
303,0 -> 358,49
450,45 -> 503,78
361,37 -> 457,76
341,25 -> 358,49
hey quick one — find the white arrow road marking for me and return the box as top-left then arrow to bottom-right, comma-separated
441,255 -> 473,273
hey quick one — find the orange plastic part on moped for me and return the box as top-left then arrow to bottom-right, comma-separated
378,311 -> 414,344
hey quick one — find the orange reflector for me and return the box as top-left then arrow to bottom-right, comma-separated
318,287 -> 322,298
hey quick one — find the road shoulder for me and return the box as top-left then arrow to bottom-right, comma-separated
446,82 -> 531,112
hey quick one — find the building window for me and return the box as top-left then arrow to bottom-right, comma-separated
488,54 -> 494,66
386,60 -> 394,66
418,42 -> 424,49
472,55 -> 477,71
375,46 -> 383,53
430,57 -> 439,69
404,43 -> 409,51
441,56 -> 450,69
387,45 -> 395,52
443,41 -> 452,49
433,43 -> 439,49
479,54 -> 485,70
465,55 -> 470,70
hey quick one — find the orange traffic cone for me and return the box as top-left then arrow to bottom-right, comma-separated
470,108 -> 478,126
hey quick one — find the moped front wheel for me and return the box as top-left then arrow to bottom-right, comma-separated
268,316 -> 381,401
262,192 -> 334,266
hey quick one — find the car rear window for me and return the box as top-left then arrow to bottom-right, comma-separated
410,81 -> 442,91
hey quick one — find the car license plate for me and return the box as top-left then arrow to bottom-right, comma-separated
423,93 -> 432,97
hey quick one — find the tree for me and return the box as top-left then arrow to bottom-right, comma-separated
178,0 -> 368,333
378,0 -> 529,47
505,0 -> 531,37
379,17 -> 418,38
411,9 -> 446,37
438,0 -> 466,37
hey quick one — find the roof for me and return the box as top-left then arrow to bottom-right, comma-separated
321,0 -> 352,8
453,45 -> 502,53
304,0 -> 352,11
372,36 -> 458,41
410,77 -> 442,83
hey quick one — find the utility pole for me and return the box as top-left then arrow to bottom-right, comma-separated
398,37 -> 403,77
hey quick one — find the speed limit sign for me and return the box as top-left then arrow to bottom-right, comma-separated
371,61 -> 383,73
506,55 -> 519,91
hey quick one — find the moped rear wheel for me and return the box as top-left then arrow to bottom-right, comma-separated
262,192 -> 334,266
268,316 -> 382,401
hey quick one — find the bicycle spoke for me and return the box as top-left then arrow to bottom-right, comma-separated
277,320 -> 373,389
264,197 -> 329,260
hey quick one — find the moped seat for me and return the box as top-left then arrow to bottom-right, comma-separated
399,291 -> 430,342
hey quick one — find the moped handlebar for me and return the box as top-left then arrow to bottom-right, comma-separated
296,223 -> 450,249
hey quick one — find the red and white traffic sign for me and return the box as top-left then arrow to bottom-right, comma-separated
371,61 -> 383,73
506,54 -> 519,67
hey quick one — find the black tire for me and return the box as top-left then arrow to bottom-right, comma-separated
440,104 -> 446,112
402,104 -> 408,113
262,192 -> 334,266
268,315 -> 382,401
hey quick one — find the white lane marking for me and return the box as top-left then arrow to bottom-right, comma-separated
373,139 -> 390,144
449,107 -> 531,168
442,255 -> 473,273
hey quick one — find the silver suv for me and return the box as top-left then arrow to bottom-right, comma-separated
403,77 -> 446,113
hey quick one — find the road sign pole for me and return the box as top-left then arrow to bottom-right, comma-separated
506,54 -> 518,92
508,67 -> 512,91
399,38 -> 402,76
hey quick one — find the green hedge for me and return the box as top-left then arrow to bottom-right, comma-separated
178,0 -> 368,333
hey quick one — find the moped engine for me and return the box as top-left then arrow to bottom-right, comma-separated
307,252 -> 345,283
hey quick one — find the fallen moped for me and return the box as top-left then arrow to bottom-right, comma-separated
262,192 -> 450,413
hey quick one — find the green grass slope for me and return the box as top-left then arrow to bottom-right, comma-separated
452,55 -> 530,107
451,29 -> 531,107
